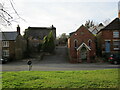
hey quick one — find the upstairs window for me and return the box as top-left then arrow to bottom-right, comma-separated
113,31 -> 119,38
88,39 -> 92,48
2,41 -> 9,47
74,39 -> 78,49
75,41 -> 77,48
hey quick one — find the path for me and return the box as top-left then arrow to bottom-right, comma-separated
39,46 -> 68,64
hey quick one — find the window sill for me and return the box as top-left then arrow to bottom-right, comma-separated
113,48 -> 120,50
2,46 -> 9,48
3,55 -> 9,57
113,37 -> 120,38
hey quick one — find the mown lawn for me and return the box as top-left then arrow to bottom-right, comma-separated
1,69 -> 120,89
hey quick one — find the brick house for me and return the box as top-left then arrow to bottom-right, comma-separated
24,25 -> 56,52
97,18 -> 120,57
1,25 -> 27,60
68,25 -> 96,63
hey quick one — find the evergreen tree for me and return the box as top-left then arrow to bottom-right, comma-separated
42,36 -> 49,52
48,31 -> 55,53
42,31 -> 55,53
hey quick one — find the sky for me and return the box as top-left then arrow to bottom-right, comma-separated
0,0 -> 120,36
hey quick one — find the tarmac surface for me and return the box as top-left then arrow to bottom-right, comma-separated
1,46 -> 120,71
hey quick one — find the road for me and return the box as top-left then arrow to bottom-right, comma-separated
1,46 -> 120,71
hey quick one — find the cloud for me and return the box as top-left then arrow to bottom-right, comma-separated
14,0 -> 119,3
2,0 -> 118,36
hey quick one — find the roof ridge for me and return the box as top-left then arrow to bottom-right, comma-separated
2,31 -> 17,33
101,18 -> 120,30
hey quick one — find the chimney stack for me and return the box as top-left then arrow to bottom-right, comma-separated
118,1 -> 120,18
17,25 -> 20,35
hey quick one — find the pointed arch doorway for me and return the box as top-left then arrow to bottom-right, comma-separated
80,47 -> 87,61
77,43 -> 91,63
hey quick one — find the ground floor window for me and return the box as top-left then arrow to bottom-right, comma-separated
113,41 -> 120,50
2,50 -> 9,57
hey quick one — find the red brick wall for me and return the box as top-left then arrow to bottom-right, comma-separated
102,30 -> 113,39
69,25 -> 96,62
97,30 -> 120,54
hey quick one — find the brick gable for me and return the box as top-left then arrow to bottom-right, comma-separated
68,25 -> 96,63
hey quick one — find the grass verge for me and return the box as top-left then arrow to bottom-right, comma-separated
1,69 -> 120,89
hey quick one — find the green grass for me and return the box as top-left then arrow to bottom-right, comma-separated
1,69 -> 120,89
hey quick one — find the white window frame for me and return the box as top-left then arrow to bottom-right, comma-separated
2,41 -> 9,47
113,41 -> 120,50
113,31 -> 119,38
105,40 -> 111,41
2,50 -> 9,57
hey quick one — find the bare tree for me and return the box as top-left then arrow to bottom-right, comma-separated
103,18 -> 111,26
84,20 -> 95,29
0,0 -> 25,58
0,0 -> 25,26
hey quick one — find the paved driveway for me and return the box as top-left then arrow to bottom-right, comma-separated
39,46 -> 68,64
1,46 -> 120,71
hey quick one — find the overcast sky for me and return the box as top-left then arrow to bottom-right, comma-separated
1,0 -> 120,36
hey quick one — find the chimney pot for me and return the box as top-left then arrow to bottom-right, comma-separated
17,25 -> 20,35
118,1 -> 120,18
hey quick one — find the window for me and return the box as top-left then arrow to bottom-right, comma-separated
75,41 -> 77,48
88,39 -> 92,48
2,50 -> 9,57
2,41 -> 9,47
74,39 -> 78,49
113,41 -> 120,50
113,31 -> 119,38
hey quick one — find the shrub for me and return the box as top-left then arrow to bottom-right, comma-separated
42,31 -> 55,53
